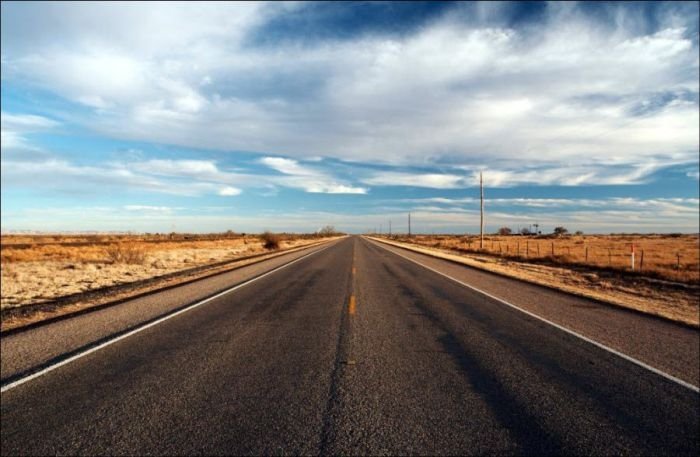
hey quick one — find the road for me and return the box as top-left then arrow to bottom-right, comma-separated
1,236 -> 698,455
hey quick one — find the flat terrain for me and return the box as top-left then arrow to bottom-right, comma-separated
2,236 -> 698,455
378,234 -> 700,326
400,233 -> 700,283
0,233 -> 321,310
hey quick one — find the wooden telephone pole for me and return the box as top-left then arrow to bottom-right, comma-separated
480,172 -> 484,249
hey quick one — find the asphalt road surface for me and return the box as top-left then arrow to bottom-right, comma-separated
1,236 -> 698,455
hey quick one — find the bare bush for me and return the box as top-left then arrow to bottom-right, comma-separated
260,231 -> 281,250
318,225 -> 341,237
105,242 -> 146,265
553,226 -> 569,236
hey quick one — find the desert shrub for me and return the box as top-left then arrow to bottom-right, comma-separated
498,227 -> 512,235
260,231 -> 281,250
318,225 -> 340,237
105,242 -> 146,265
553,226 -> 569,236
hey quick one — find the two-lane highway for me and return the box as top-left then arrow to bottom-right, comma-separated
1,236 -> 698,455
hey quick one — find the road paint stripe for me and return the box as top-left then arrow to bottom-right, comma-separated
367,238 -> 700,393
1,241 -> 337,394
352,267 -> 356,275
349,295 -> 356,315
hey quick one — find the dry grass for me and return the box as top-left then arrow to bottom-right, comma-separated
0,233 -> 332,310
377,235 -> 700,326
104,242 -> 147,265
393,234 -> 699,284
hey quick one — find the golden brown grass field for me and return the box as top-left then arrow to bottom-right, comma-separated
378,233 -> 700,327
400,233 -> 699,283
0,232 -> 324,311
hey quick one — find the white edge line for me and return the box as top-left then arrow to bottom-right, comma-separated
1,241 -> 337,394
365,237 -> 700,393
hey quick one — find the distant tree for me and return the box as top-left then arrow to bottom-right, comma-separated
574,230 -> 584,236
553,226 -> 569,236
520,227 -> 532,235
318,225 -> 338,237
497,227 -> 512,236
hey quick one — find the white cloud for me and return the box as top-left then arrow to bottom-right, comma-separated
361,161 -> 678,189
129,159 -> 220,178
1,111 -> 59,162
124,205 -> 176,213
1,142 -> 366,196
1,2 -> 697,182
3,203 -> 697,234
406,196 -> 700,212
1,112 -> 60,131
362,172 -> 469,189
260,157 -> 317,176
260,156 -> 368,194
218,186 -> 241,196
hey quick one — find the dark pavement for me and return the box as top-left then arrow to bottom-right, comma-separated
1,236 -> 698,455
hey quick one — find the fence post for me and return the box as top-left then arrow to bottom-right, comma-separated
640,250 -> 644,270
630,244 -> 635,271
517,241 -> 520,256
537,243 -> 540,257
526,240 -> 529,257
585,246 -> 588,263
551,242 -> 554,256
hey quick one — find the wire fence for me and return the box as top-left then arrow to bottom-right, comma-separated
396,235 -> 700,284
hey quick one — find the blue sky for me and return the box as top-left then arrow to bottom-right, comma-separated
1,1 -> 698,234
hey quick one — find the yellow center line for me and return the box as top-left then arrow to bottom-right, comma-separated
348,295 -> 356,315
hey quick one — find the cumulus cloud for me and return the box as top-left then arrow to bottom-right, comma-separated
1,2 -> 697,182
1,3 -> 698,233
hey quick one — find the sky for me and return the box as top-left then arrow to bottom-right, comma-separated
1,1 -> 698,234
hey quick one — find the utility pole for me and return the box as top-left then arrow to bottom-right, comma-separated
408,212 -> 411,237
480,171 -> 484,249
